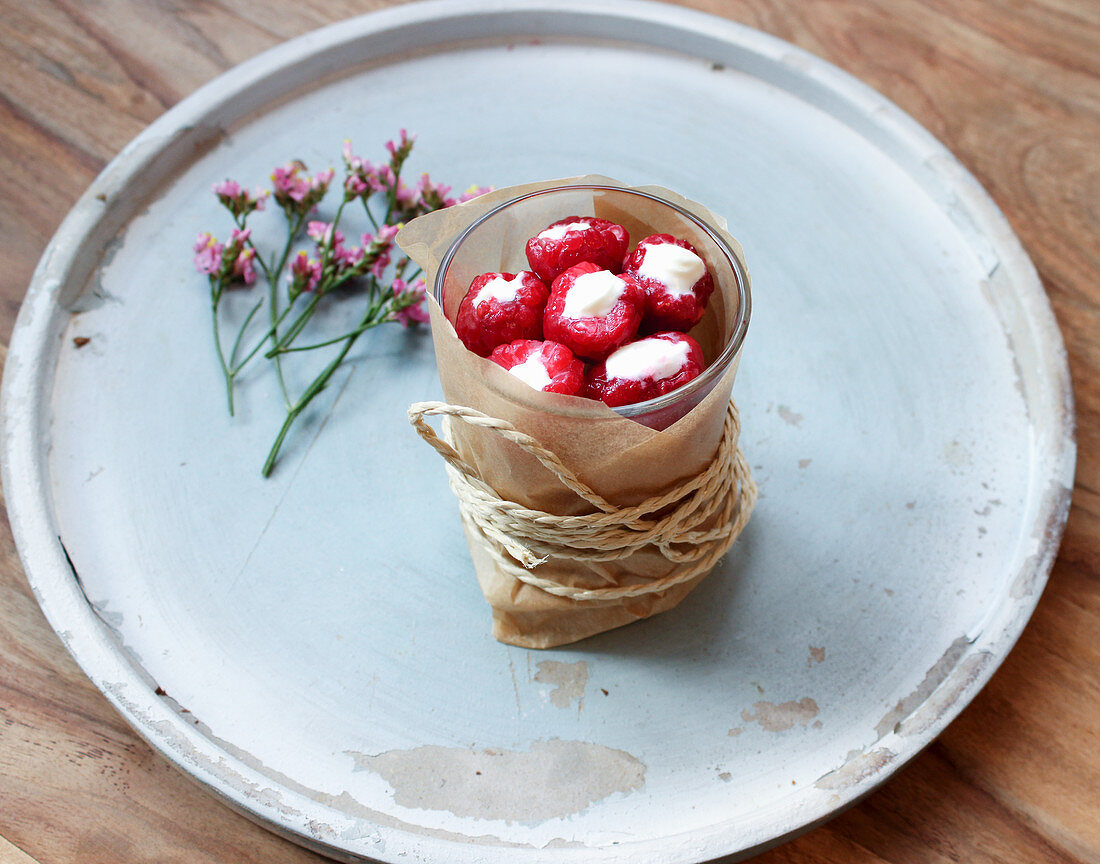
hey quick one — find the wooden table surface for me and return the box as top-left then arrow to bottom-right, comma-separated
1,1 -> 1097,862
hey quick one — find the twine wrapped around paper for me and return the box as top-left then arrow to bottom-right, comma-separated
408,399 -> 757,601
396,176 -> 754,648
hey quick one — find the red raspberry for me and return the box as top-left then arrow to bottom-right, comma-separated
488,340 -> 585,395
524,216 -> 629,284
542,262 -> 645,362
622,234 -> 714,333
454,271 -> 549,357
585,331 -> 705,407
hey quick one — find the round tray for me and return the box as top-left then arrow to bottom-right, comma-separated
0,1 -> 1075,862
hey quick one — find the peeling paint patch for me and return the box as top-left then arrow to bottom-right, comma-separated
897,652 -> 994,737
941,440 -> 972,471
534,660 -> 588,710
874,635 -> 969,739
798,458 -> 812,469
807,646 -> 825,667
718,771 -> 732,782
728,727 -> 743,737
348,740 -> 644,822
1012,480 -> 1073,599
543,838 -> 588,849
815,748 -> 896,790
777,405 -> 803,427
741,698 -> 819,732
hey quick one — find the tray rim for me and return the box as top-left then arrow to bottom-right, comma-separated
0,1 -> 1076,862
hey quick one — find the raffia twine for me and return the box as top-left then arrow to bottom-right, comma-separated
407,399 -> 757,602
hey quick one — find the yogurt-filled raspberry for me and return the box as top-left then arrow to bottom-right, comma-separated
542,262 -> 645,361
455,270 -> 549,357
525,216 -> 629,284
585,331 -> 705,407
622,234 -> 714,332
488,339 -> 585,395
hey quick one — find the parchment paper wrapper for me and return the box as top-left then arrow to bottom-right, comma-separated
398,176 -> 751,648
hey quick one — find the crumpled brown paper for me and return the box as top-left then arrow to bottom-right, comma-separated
397,176 -> 751,648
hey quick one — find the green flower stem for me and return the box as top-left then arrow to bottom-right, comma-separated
268,286 -> 390,355
230,299 -> 300,372
210,281 -> 236,415
262,201 -> 354,360
362,198 -> 381,232
265,291 -> 323,358
274,317 -> 384,353
261,306 -> 380,478
268,212 -> 307,409
228,297 -> 265,368
263,260 -> 375,359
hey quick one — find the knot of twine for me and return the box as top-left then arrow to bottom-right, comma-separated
407,399 -> 757,602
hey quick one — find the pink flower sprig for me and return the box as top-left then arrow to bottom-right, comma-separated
213,180 -> 268,218
390,277 -> 430,328
343,135 -> 491,228
193,228 -> 257,286
194,133 -> 487,477
271,161 -> 335,217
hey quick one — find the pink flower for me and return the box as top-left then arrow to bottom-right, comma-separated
193,229 -> 255,286
193,232 -> 224,275
334,244 -> 364,269
345,173 -> 368,198
371,251 -> 392,280
272,162 -> 334,215
385,128 -> 414,159
272,162 -> 309,203
232,247 -> 257,286
213,179 -> 240,199
289,250 -> 322,294
306,221 -> 344,247
214,179 -> 269,217
374,165 -> 395,192
229,227 -> 251,246
391,277 -> 429,327
457,185 -> 492,204
342,139 -> 363,172
395,179 -> 417,207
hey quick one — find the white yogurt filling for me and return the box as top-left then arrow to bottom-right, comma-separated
537,220 -> 592,241
562,270 -> 626,319
473,274 -> 521,307
507,350 -> 552,391
605,337 -> 691,382
636,242 -> 705,298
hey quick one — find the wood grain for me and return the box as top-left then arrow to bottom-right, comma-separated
1,1 -> 1097,862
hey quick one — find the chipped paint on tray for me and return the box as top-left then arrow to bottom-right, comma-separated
741,698 -> 819,732
874,635 -> 970,739
815,748 -> 897,790
348,740 -> 645,822
897,651 -> 995,738
534,660 -> 588,710
776,405 -> 803,427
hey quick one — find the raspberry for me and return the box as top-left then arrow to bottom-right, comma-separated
622,234 -> 714,333
542,262 -> 645,362
524,216 -> 629,284
489,340 -> 585,395
454,271 -> 549,357
585,331 -> 705,407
